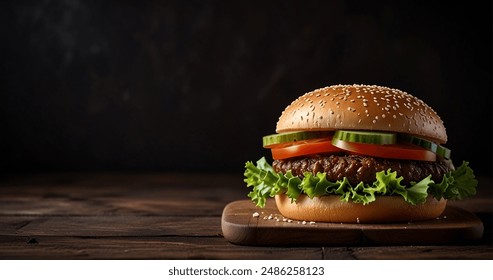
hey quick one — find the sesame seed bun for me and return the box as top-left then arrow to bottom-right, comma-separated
275,194 -> 447,223
276,84 -> 447,144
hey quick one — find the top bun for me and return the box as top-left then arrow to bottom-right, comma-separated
276,84 -> 447,144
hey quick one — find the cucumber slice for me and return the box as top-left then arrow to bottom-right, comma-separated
437,145 -> 451,159
262,131 -> 332,148
399,134 -> 451,159
333,130 -> 396,145
399,134 -> 438,153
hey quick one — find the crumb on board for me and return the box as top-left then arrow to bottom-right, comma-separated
251,212 -> 317,225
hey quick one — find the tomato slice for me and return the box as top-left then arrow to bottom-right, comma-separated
270,138 -> 342,160
331,139 -> 436,161
269,135 -> 437,161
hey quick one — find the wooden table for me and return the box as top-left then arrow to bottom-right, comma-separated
0,173 -> 491,259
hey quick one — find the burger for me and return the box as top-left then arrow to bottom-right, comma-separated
244,84 -> 477,223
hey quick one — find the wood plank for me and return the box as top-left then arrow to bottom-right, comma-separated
0,195 -> 240,216
0,216 -> 222,237
0,236 -> 324,260
348,246 -> 493,260
0,173 -> 247,216
0,173 -> 246,195
222,200 -> 484,246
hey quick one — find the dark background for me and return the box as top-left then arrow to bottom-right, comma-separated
0,0 -> 491,175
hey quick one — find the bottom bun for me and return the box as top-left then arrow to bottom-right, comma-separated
275,194 -> 447,223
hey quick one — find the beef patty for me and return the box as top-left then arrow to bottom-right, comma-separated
272,155 -> 453,185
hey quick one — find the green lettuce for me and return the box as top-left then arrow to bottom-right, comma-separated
244,157 -> 478,208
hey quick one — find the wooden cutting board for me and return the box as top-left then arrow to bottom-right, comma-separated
221,199 -> 484,246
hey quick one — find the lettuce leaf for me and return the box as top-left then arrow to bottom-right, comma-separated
244,157 -> 478,208
429,161 -> 478,200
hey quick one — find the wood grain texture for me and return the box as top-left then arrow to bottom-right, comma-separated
0,236 -> 324,260
0,173 -> 491,259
